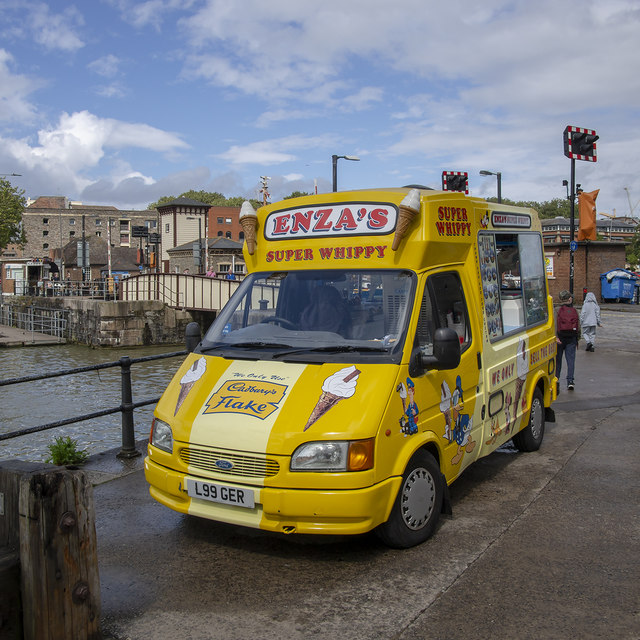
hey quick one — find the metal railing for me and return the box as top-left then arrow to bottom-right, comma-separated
0,350 -> 186,458
12,278 -> 119,300
0,304 -> 69,339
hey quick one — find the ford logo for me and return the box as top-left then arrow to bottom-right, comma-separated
215,459 -> 234,470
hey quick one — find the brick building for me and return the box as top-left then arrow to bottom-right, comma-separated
541,217 -> 636,244
208,206 -> 244,242
544,240 -> 628,303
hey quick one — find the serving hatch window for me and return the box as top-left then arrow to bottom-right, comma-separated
201,270 -> 416,363
479,232 -> 548,340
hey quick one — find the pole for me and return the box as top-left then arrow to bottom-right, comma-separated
198,217 -> 203,274
81,214 -> 87,283
117,356 -> 141,459
332,155 -> 338,192
107,217 -> 112,277
497,172 -> 502,203
569,159 -> 576,296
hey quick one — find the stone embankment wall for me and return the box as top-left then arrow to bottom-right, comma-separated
5,297 -> 196,347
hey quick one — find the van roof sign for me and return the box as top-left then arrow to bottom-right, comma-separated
264,202 -> 398,240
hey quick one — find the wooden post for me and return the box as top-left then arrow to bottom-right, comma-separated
19,469 -> 101,640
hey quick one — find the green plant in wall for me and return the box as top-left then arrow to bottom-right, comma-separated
46,436 -> 89,466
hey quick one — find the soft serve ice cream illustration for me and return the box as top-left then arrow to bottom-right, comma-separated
174,356 -> 207,415
303,365 -> 361,431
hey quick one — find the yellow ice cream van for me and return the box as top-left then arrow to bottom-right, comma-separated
145,187 -> 557,548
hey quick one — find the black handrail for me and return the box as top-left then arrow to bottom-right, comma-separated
0,350 -> 187,458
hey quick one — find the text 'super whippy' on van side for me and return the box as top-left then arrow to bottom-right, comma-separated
145,187 -> 557,548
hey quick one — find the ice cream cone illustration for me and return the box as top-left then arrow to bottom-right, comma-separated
174,356 -> 206,415
239,201 -> 258,255
392,189 -> 420,251
304,365 -> 361,431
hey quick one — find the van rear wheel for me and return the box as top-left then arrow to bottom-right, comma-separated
375,450 -> 444,549
513,388 -> 545,452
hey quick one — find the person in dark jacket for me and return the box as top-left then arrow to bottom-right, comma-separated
556,290 -> 580,391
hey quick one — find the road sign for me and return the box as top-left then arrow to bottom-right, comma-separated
570,240 -> 578,252
132,225 -> 148,238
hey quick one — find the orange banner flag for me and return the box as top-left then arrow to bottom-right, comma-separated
577,189 -> 599,241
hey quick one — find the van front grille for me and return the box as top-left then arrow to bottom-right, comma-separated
179,446 -> 280,478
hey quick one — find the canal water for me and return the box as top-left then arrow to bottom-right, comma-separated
0,343 -> 185,462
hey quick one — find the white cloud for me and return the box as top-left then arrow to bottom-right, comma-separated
218,134 -> 341,165
0,49 -> 41,123
88,54 -> 122,78
30,3 -> 85,52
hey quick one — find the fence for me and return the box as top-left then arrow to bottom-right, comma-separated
12,278 -> 118,300
0,304 -> 69,340
0,350 -> 186,458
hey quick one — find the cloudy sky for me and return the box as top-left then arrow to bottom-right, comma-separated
1,0 -> 639,217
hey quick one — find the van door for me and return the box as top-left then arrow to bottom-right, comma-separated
410,270 -> 483,479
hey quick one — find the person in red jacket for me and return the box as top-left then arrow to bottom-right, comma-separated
556,290 -> 580,391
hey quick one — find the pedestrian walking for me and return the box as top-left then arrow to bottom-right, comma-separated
556,290 -> 580,391
580,292 -> 602,351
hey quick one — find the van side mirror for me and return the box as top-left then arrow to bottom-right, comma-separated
185,322 -> 202,353
412,327 -> 461,374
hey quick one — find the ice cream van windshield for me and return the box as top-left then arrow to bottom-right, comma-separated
199,269 -> 415,363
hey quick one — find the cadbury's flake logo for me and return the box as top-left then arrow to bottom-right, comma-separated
203,380 -> 288,419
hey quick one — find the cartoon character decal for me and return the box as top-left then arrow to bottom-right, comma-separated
480,212 -> 490,229
440,376 -> 476,465
503,390 -> 514,434
397,377 -> 419,436
304,365 -> 360,431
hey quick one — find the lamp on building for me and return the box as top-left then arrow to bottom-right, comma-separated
332,155 -> 360,192
479,170 -> 502,203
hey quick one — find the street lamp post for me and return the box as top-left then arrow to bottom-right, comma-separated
479,170 -> 502,203
332,155 -> 360,192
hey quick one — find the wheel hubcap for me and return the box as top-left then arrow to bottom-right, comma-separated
530,398 -> 543,440
400,467 -> 436,530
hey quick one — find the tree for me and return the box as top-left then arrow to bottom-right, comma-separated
147,191 -> 259,210
283,191 -> 311,200
625,232 -> 640,270
0,177 -> 26,250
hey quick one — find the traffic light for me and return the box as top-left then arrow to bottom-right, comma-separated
442,171 -> 469,194
563,126 -> 598,162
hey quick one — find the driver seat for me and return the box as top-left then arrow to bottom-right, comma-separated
299,285 -> 351,335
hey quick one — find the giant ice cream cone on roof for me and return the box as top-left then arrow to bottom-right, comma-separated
239,201 -> 258,255
392,189 -> 420,251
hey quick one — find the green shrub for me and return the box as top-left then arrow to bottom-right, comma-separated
46,436 -> 89,466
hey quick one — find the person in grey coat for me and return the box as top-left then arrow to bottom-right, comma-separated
580,292 -> 602,351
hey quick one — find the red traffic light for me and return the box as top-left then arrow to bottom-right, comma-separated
564,126 -> 598,162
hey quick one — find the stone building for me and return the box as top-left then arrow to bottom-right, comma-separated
167,237 -> 245,277
21,196 -> 158,275
541,217 -> 636,244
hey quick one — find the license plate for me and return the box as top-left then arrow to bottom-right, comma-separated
186,479 -> 255,509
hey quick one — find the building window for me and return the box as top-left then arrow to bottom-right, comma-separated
43,230 -> 49,236
165,223 -> 170,233
43,243 -> 49,249
43,218 -> 49,224
96,231 -> 102,237
217,217 -> 223,224
239,231 -> 245,240
69,231 -> 76,237
95,219 -> 102,226
217,231 -> 223,236
69,219 -> 76,225
226,231 -> 232,238
225,218 -> 232,224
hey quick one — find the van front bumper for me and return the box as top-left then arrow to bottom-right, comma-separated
145,456 -> 402,536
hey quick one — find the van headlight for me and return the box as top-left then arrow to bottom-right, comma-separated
150,418 -> 173,453
291,439 -> 374,472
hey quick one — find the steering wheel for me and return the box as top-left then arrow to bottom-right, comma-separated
260,316 -> 298,330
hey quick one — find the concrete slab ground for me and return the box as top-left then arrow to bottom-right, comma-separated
90,306 -> 640,640
0,323 -> 66,346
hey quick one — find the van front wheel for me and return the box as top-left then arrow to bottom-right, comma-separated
513,388 -> 545,452
375,450 -> 444,549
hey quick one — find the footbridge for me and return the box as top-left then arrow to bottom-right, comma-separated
120,273 -> 241,312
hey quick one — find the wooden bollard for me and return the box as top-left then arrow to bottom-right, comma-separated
19,469 -> 101,640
